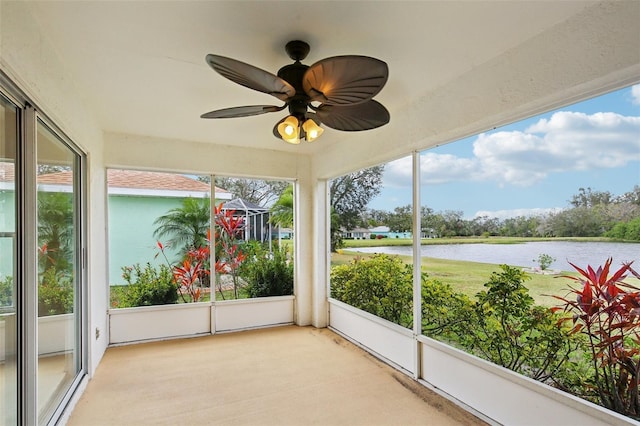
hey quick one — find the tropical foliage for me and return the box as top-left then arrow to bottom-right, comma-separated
270,184 -> 294,229
37,192 -> 75,316
213,203 -> 247,299
38,192 -> 73,275
553,258 -> 640,418
118,262 -> 178,307
331,254 -> 413,327
240,241 -> 293,298
153,197 -> 210,255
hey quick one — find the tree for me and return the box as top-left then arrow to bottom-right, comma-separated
330,166 -> 384,250
38,191 -> 74,274
153,197 -> 210,255
615,185 -> 640,206
362,208 -> 388,227
386,205 -> 412,233
270,184 -> 293,229
545,207 -> 606,237
469,215 -> 501,236
214,177 -> 289,207
570,187 -> 613,208
501,215 -> 541,237
440,210 -> 466,237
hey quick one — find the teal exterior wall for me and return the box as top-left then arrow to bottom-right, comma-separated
0,190 -> 16,281
2,190 -> 215,285
108,195 -> 187,285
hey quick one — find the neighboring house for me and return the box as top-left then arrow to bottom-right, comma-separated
342,225 -> 414,240
342,227 -> 370,240
107,169 -> 231,284
0,164 -> 234,284
369,226 -> 411,239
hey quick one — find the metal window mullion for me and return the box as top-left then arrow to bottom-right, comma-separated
211,175 -> 217,332
19,104 -> 38,426
412,151 -> 422,380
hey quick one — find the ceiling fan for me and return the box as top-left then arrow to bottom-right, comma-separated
201,40 -> 390,144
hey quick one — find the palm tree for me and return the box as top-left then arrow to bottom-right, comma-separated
270,184 -> 293,229
153,197 -> 210,254
38,191 -> 74,274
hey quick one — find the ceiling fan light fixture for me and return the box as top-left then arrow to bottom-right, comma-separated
277,115 -> 301,144
302,118 -> 323,142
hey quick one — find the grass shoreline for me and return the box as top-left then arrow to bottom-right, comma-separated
342,236 -> 627,248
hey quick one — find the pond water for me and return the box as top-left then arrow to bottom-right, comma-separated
348,241 -> 640,272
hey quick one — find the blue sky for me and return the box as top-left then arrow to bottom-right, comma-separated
368,84 -> 640,219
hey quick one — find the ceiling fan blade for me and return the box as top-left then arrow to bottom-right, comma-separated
315,100 -> 390,131
206,54 -> 296,101
201,105 -> 285,119
302,56 -> 388,105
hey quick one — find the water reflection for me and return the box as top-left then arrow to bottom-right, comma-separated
350,241 -> 639,271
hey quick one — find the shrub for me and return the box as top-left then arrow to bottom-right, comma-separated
552,258 -> 640,418
0,276 -> 12,307
534,253 -> 556,270
469,265 -> 577,381
423,265 -> 578,384
118,263 -> 178,307
330,254 -> 413,327
421,278 -> 474,344
241,243 -> 293,297
2,269 -> 73,316
606,217 -> 640,241
38,267 -> 74,316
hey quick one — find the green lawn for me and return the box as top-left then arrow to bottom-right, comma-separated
332,250 -> 578,307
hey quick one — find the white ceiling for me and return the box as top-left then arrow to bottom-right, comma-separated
24,1 -> 639,158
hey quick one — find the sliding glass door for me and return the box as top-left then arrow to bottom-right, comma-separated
0,92 -> 18,426
0,77 -> 86,425
36,119 -> 83,424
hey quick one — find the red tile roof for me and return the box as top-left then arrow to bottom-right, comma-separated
0,163 -> 229,194
0,162 -> 15,183
107,169 -> 220,192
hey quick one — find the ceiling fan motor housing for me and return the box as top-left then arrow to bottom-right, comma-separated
277,62 -> 310,117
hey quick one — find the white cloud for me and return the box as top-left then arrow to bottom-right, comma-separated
382,156 -> 413,188
420,152 -> 481,184
394,111 -> 639,188
383,153 -> 483,187
474,207 -> 564,220
632,84 -> 640,105
381,111 -> 640,189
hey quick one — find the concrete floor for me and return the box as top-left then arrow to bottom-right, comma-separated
67,326 -> 486,425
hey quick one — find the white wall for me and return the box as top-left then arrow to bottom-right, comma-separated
103,132 -> 302,179
0,1 -> 109,375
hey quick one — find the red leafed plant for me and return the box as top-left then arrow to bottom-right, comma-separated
156,238 -> 210,303
214,203 -> 246,300
552,258 -> 640,417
